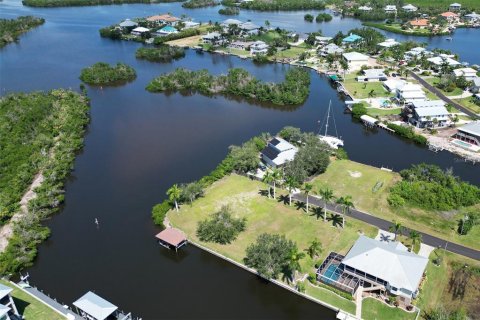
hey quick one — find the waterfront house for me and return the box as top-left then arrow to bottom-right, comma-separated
404,47 -> 432,59
383,79 -> 407,92
449,3 -> 462,11
119,19 -> 138,29
0,283 -> 20,320
228,41 -> 253,51
183,21 -> 200,29
317,235 -> 428,305
342,33 -> 363,47
357,69 -> 387,82
402,4 -> 418,12
250,41 -> 269,55
452,67 -> 478,80
202,32 -> 225,46
396,83 -> 426,103
147,14 -> 180,25
240,22 -> 260,35
131,27 -> 150,36
470,77 -> 480,93
384,5 -> 398,14
454,121 -> 480,146
427,56 -> 461,69
315,36 -> 333,46
261,137 -> 298,167
409,100 -> 450,128
155,26 -> 178,36
440,12 -> 460,23
320,43 -> 344,56
358,5 -> 372,11
221,18 -> 243,28
342,52 -> 369,71
464,12 -> 480,23
378,38 -> 400,48
408,18 -> 430,29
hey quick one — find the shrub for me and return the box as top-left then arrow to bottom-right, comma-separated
304,14 -> 314,22
197,206 -> 246,244
79,62 -> 136,85
152,200 -> 171,228
351,103 -> 367,120
135,46 -> 185,62
387,194 -> 405,208
297,281 -> 306,292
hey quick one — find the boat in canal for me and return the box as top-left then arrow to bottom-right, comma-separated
318,100 -> 344,149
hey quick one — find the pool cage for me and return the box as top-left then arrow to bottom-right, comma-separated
316,252 -> 359,295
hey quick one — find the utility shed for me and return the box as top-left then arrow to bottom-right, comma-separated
73,291 -> 118,320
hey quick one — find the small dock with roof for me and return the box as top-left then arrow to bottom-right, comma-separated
73,291 -> 134,320
155,227 -> 188,251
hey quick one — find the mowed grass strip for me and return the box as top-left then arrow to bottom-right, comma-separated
168,174 -> 378,272
310,160 -> 480,250
305,283 -> 356,315
0,280 -> 65,320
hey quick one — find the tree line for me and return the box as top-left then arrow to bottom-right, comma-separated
136,46 -> 185,62
0,16 -> 44,48
79,62 -> 137,86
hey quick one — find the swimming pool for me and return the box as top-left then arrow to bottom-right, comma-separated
323,264 -> 341,282
453,139 -> 473,148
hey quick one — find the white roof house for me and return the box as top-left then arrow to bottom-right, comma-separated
449,2 -> 461,11
183,21 -> 200,29
464,12 -> 480,22
221,19 -> 242,27
131,26 -> 150,34
261,137 -> 298,167
321,43 -> 344,55
343,52 -> 369,62
0,284 -> 12,300
342,235 -> 428,298
378,38 -> 400,48
384,5 -> 397,13
358,5 -> 373,11
402,4 -> 418,12
427,56 -> 461,67
358,69 -> 387,82
250,40 -> 268,55
452,67 -> 478,80
119,19 -> 138,28
73,292 -> 118,320
383,79 -> 407,92
202,32 -> 224,45
396,83 -> 426,102
458,121 -> 480,140
0,305 -> 10,319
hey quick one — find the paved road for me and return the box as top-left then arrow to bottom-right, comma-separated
409,72 -> 478,118
293,194 -> 480,261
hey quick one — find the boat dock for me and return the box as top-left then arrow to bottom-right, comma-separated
360,115 -> 395,133
155,227 -> 188,251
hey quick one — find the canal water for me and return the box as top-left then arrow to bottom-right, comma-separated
1,1 -> 479,319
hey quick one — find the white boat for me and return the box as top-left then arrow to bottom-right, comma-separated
318,100 -> 344,149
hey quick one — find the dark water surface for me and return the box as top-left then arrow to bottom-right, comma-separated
1,1 -> 480,319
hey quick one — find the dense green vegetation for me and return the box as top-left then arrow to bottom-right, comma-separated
315,13 -> 332,22
222,0 -> 325,11
351,103 -> 368,120
218,7 -> 239,15
389,164 -> 480,211
146,67 -> 311,106
244,233 -> 299,279
182,0 -> 218,8
79,62 -> 136,85
23,0 -> 180,7
0,90 -> 90,274
136,46 -> 185,62
387,123 -> 427,145
304,14 -> 314,22
0,16 -> 44,48
197,205 -> 246,244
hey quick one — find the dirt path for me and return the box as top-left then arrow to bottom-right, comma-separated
0,173 -> 44,252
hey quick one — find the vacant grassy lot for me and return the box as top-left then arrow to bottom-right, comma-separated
457,97 -> 480,114
166,35 -> 202,47
0,280 -> 65,320
169,174 -> 378,272
274,47 -> 309,59
366,107 -> 402,117
310,160 -> 480,250
424,77 -> 463,96
343,74 -> 393,99
416,250 -> 480,318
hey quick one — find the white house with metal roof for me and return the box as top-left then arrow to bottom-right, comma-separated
357,69 -> 387,82
396,83 -> 426,103
384,5 -> 397,13
449,2 -> 462,11
427,56 -> 461,68
342,52 -> 369,71
261,137 -> 298,167
455,121 -> 480,146
402,4 -> 418,12
250,41 -> 269,55
409,100 -> 450,128
341,235 -> 428,300
452,67 -> 478,81
0,283 -> 19,320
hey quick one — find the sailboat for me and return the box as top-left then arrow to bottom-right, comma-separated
318,100 -> 344,149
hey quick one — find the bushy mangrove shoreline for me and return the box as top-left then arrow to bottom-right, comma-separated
0,16 -> 45,48
80,62 -> 137,86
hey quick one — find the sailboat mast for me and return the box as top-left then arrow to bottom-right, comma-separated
324,100 -> 331,137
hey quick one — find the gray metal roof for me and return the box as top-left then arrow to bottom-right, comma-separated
0,283 -> 12,300
73,291 -> 117,320
0,304 -> 10,317
458,121 -> 480,137
411,100 -> 446,108
415,106 -> 449,117
342,235 -> 428,293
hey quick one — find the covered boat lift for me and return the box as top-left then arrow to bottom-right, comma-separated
73,291 -> 132,320
155,228 -> 187,251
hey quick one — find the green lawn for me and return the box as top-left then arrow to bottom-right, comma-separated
457,97 -> 480,114
274,47 -> 308,59
310,160 -> 480,250
0,280 -> 65,320
424,77 -> 463,96
366,108 -> 402,117
305,283 -> 356,315
362,298 -> 417,320
416,250 -> 480,318
343,74 -> 393,99
169,174 -> 378,273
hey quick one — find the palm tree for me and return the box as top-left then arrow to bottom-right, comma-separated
319,187 -> 335,222
271,168 -> 282,199
285,176 -> 299,206
336,195 -> 354,229
409,230 -> 422,251
302,183 -> 313,212
288,248 -> 306,282
306,239 -> 322,259
389,221 -> 403,240
167,184 -> 181,212
262,171 -> 274,198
